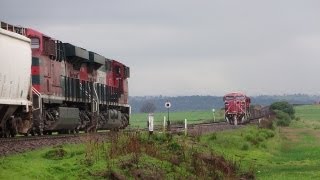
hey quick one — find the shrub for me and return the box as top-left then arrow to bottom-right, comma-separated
208,133 -> 217,141
43,146 -> 68,160
167,142 -> 182,152
258,129 -> 274,139
151,133 -> 169,143
244,134 -> 254,142
270,101 -> 295,119
241,143 -> 250,150
259,143 -> 267,149
245,134 -> 258,145
256,135 -> 265,142
276,119 -> 290,126
259,118 -> 275,130
274,110 -> 291,127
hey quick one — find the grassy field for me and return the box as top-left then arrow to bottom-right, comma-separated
1,105 -> 320,179
0,132 -> 250,179
200,105 -> 320,179
129,109 -> 225,128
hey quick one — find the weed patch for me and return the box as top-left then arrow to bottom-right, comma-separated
43,146 -> 68,160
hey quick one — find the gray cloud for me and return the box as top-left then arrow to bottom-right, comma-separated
1,0 -> 320,96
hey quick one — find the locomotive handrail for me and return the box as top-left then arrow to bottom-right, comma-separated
93,82 -> 99,114
1,21 -> 26,36
32,87 -> 42,114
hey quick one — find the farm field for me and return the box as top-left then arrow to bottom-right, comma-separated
0,105 -> 319,179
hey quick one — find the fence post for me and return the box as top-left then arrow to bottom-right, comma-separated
148,113 -> 154,136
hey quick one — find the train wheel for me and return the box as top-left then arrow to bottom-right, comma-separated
234,116 -> 238,126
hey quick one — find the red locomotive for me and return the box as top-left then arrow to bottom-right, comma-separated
0,22 -> 130,137
223,92 -> 251,125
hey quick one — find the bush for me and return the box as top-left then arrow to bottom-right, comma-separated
244,129 -> 275,146
274,110 -> 291,127
167,142 -> 182,152
258,129 -> 274,139
151,133 -> 169,143
270,101 -> 295,119
276,119 -> 290,126
259,143 -> 267,149
43,146 -> 68,160
241,143 -> 250,150
208,133 -> 217,141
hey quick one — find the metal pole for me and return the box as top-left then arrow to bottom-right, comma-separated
163,116 -> 166,132
167,108 -> 170,130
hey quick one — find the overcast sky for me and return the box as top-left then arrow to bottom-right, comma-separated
1,0 -> 320,96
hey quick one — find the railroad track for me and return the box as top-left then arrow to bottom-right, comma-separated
0,134 -> 78,143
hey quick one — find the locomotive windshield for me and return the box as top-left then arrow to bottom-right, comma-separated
224,96 -> 234,101
224,95 -> 246,101
236,95 -> 245,100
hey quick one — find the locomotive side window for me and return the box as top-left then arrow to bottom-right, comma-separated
115,66 -> 121,75
31,38 -> 40,49
105,61 -> 112,71
125,67 -> 130,78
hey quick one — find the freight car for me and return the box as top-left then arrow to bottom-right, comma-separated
223,92 -> 251,125
0,26 -> 33,137
0,21 -> 130,137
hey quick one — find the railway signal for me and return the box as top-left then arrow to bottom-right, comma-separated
165,101 -> 171,130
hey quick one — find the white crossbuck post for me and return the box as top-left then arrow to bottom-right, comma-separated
185,118 -> 188,136
148,113 -> 154,134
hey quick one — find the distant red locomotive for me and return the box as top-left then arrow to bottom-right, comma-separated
0,22 -> 130,136
223,92 -> 251,125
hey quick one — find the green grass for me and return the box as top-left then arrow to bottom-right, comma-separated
199,105 -> 320,179
295,105 -> 320,121
129,110 -> 224,128
291,105 -> 320,129
1,105 -> 320,179
0,144 -> 99,180
0,132 -> 243,179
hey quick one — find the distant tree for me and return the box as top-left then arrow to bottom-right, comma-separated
270,101 -> 295,127
140,101 -> 157,113
270,101 -> 295,118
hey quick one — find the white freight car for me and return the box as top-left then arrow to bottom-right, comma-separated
0,27 -> 32,137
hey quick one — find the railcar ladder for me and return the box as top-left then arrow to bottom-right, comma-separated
32,87 -> 42,115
